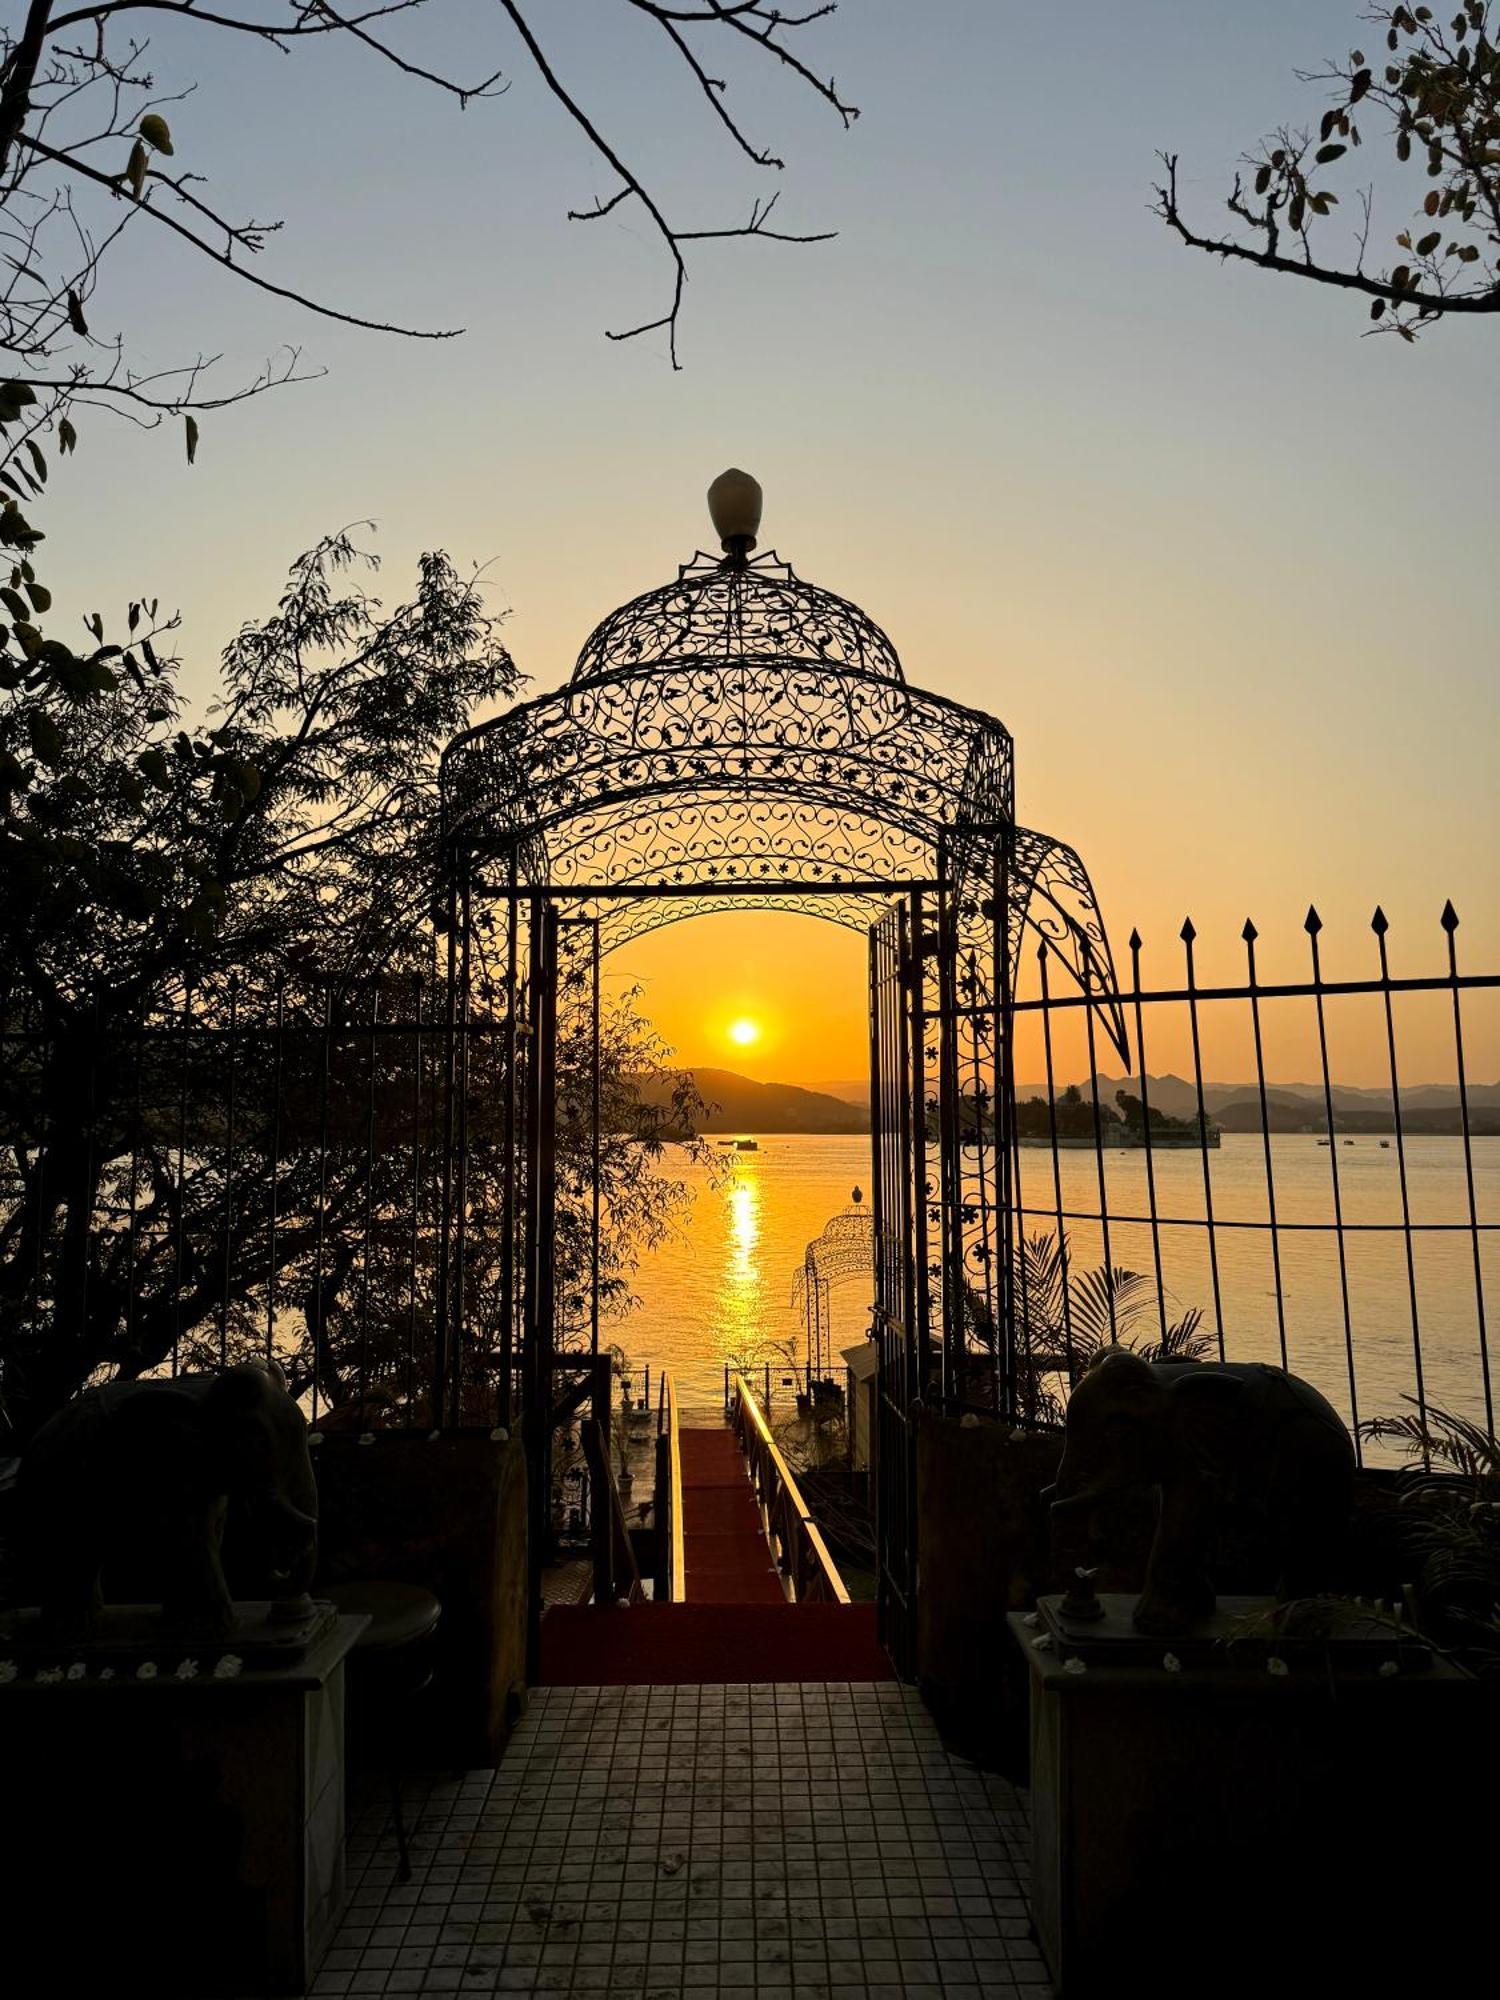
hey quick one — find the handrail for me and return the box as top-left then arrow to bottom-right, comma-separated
653,1369 -> 686,1602
727,1372 -> 850,1605
582,1415 -> 644,1607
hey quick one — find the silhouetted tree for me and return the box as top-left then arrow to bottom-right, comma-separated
1157,3 -> 1499,339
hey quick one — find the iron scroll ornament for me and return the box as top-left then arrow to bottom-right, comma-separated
440,543 -> 1126,1056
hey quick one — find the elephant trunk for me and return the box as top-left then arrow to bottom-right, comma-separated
1044,1481 -> 1116,1520
264,1492 -> 317,1537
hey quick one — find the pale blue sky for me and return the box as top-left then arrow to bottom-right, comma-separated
35,0 -> 1498,1023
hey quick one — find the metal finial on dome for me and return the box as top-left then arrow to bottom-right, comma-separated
707,467 -> 762,564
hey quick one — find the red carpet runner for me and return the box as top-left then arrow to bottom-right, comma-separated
678,1426 -> 787,1605
538,1425 -> 893,1685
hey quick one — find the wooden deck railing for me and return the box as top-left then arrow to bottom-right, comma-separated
653,1370 -> 686,1602
727,1373 -> 851,1605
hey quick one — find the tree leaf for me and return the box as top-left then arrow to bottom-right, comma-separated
126,140 -> 149,200
1314,142 -> 1348,163
139,114 -> 174,157
67,290 -> 89,337
27,711 -> 62,767
185,414 -> 199,465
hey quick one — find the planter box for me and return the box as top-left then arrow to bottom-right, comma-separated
0,1613 -> 365,1995
915,1410 -> 1061,1765
312,1430 -> 526,1766
1010,1597 -> 1489,1995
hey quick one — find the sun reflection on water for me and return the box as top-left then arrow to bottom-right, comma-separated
717,1164 -> 761,1350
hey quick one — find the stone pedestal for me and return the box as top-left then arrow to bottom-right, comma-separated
1010,1595 -> 1488,1997
0,1611 -> 367,1995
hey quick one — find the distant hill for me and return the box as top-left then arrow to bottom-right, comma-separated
635,1068 -> 869,1135
624,1067 -> 1499,1139
1016,1073 -> 1500,1136
805,1079 -> 872,1108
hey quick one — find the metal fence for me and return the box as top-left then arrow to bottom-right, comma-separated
3,903 -> 1495,1480
0,974 -> 538,1442
1001,904 -> 1496,1462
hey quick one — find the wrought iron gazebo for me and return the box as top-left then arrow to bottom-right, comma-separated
437,471 -> 1123,1668
793,1189 -> 876,1386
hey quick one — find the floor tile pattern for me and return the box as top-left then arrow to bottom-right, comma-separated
313,1682 -> 1048,1998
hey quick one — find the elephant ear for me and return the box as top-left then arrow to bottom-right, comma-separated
1167,1367 -> 1249,1480
202,1365 -> 282,1487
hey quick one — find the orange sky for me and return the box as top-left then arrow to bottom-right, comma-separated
28,9 -> 1492,1092
610,905 -> 1499,1092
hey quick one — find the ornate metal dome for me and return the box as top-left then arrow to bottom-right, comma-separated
440,472 -> 1120,1051
570,549 -> 906,687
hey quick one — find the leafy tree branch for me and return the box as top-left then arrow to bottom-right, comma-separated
1156,3 -> 1500,339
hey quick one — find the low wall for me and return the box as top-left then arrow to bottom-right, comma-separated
915,1411 -> 1062,1770
915,1409 -> 1438,1775
312,1430 -> 527,1767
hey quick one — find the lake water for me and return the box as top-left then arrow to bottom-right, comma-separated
620,1132 -> 1499,1456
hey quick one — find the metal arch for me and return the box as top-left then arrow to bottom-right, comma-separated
434,536 -> 1129,1674
1008,825 -> 1129,1062
441,670 -> 1014,871
793,1203 -> 876,1383
563,889 -> 902,958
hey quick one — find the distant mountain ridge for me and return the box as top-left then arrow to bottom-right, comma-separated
635,1068 -> 868,1134
632,1069 -> 1500,1137
1018,1073 -> 1500,1137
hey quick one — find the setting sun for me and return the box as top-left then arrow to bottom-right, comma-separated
727,1017 -> 761,1048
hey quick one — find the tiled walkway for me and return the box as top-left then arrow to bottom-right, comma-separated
315,1682 -> 1048,1998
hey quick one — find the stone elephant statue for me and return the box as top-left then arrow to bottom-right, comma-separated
19,1361 -> 318,1640
1047,1349 -> 1355,1634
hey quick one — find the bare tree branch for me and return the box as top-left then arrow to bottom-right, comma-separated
504,0 -> 854,366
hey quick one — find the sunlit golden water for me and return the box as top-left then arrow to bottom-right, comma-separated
623,1133 -> 1499,1450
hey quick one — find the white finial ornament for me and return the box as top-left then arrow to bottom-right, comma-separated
707,468 -> 763,557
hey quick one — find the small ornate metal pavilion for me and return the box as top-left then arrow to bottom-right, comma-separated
438,472 -> 1122,1665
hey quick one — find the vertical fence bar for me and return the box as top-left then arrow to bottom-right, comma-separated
359,982 -> 380,1415
498,868 -> 519,1428
76,989 -> 100,1369
590,917 -> 602,1362
266,977 -> 284,1366
994,833 -> 1019,1420
218,975 -> 239,1368
310,987 -> 335,1429
908,890 -> 933,1400
1081,944 -> 1117,1341
967,951 -> 997,1398
1127,931 -> 1168,1341
172,983 -> 194,1378
1037,943 -> 1076,1381
1306,908 -> 1360,1457
452,871 -> 474,1426
1243,921 -> 1288,1371
1181,919 -> 1225,1359
1373,909 -> 1427,1443
867,923 -> 886,1378
408,975 -> 424,1426
433,869 -> 461,1427
124,1020 -> 143,1359
1442,901 -> 1492,1434
30,1009 -> 50,1301
935,867 -> 963,1406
